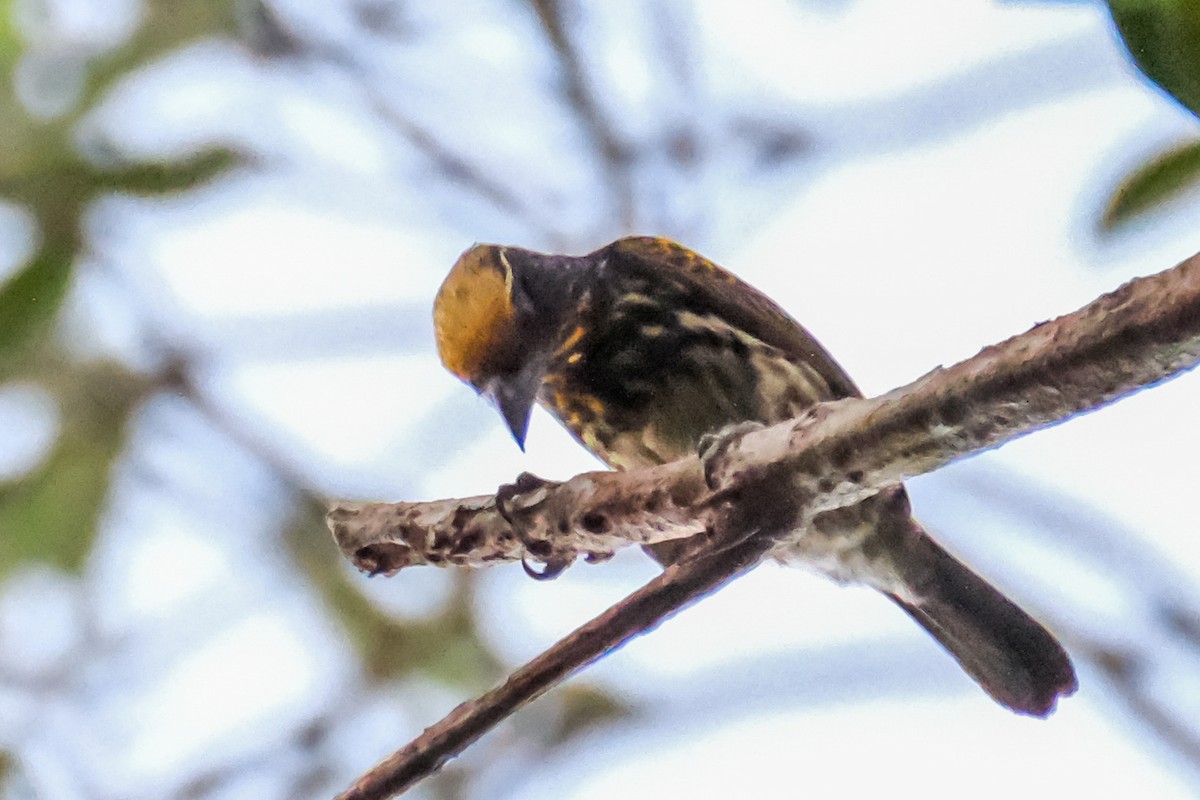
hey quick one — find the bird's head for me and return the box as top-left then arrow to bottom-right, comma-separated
434,243 -> 573,448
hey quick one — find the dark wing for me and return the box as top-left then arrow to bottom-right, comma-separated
601,236 -> 861,399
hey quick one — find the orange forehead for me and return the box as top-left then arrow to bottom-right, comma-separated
433,245 -> 516,382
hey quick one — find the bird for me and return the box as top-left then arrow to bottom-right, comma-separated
432,235 -> 1077,717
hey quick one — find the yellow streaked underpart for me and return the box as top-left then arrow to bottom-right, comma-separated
556,325 -> 587,355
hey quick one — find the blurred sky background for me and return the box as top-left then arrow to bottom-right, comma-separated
4,0 -> 1200,798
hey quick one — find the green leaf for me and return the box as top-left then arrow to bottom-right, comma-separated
285,504 -> 505,686
1106,0 -> 1200,117
76,0 -> 241,117
553,684 -> 631,742
0,245 -> 73,369
100,148 -> 244,196
336,570 -> 504,686
0,0 -> 20,68
0,363 -> 147,576
1100,138 -> 1200,232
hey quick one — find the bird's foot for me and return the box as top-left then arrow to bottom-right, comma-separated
698,421 -> 767,489
496,471 -> 574,581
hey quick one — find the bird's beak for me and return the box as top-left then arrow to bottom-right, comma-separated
486,368 -> 540,450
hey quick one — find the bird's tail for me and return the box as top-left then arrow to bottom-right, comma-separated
889,527 -> 1077,717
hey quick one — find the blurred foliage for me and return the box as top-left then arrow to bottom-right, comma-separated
1101,0 -> 1200,231
0,359 -> 152,577
0,0 -> 243,579
1106,0 -> 1200,118
0,749 -> 11,791
0,1 -> 17,64
0,243 -> 74,368
286,501 -> 507,687
101,147 -> 245,195
1100,138 -> 1200,233
2,4 -> 628,789
553,683 -> 631,742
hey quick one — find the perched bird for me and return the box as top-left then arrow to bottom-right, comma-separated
433,235 -> 1077,716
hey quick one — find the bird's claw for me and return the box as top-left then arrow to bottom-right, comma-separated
495,471 -> 548,526
698,421 -> 767,489
521,553 -> 571,581
497,471 -> 574,581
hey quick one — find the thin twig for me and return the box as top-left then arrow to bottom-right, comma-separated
528,0 -> 637,229
245,0 -> 568,244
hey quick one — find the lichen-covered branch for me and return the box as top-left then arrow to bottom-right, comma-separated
328,458 -> 710,574
331,248 -> 1200,799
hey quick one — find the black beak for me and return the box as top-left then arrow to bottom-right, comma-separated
486,369 -> 540,450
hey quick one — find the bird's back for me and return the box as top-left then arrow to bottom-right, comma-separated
540,236 -> 858,469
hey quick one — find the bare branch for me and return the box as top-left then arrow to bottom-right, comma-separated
328,459 -> 709,574
331,248 -> 1200,798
